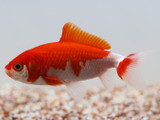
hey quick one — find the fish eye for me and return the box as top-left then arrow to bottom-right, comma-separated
14,63 -> 23,71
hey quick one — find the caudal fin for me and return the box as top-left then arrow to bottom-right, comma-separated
116,52 -> 148,90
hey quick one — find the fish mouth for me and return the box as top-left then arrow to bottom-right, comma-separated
5,69 -> 13,78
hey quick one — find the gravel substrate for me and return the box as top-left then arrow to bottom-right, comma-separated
0,84 -> 160,120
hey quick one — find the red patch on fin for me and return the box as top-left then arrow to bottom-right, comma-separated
117,53 -> 136,80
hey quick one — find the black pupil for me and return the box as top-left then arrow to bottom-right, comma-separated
15,64 -> 21,70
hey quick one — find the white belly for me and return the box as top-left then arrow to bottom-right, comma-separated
46,53 -> 119,83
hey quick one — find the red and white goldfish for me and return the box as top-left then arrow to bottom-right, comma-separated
5,22 -> 144,100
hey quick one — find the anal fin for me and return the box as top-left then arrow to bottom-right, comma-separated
99,68 -> 125,90
65,81 -> 88,102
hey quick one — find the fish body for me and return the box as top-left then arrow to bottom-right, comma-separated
5,22 -> 143,100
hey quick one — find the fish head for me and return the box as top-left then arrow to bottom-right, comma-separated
5,55 -> 29,83
5,50 -> 41,84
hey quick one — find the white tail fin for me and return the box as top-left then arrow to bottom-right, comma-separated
116,52 -> 149,90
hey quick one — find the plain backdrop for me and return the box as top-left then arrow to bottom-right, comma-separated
0,0 -> 160,88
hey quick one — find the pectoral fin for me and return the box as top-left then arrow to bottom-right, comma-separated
42,75 -> 63,86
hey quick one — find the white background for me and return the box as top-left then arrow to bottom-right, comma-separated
0,0 -> 160,87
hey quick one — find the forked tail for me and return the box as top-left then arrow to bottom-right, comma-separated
116,52 -> 147,89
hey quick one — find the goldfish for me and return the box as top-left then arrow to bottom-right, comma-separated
5,22 -> 144,100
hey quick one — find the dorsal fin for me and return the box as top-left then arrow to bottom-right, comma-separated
59,22 -> 111,49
